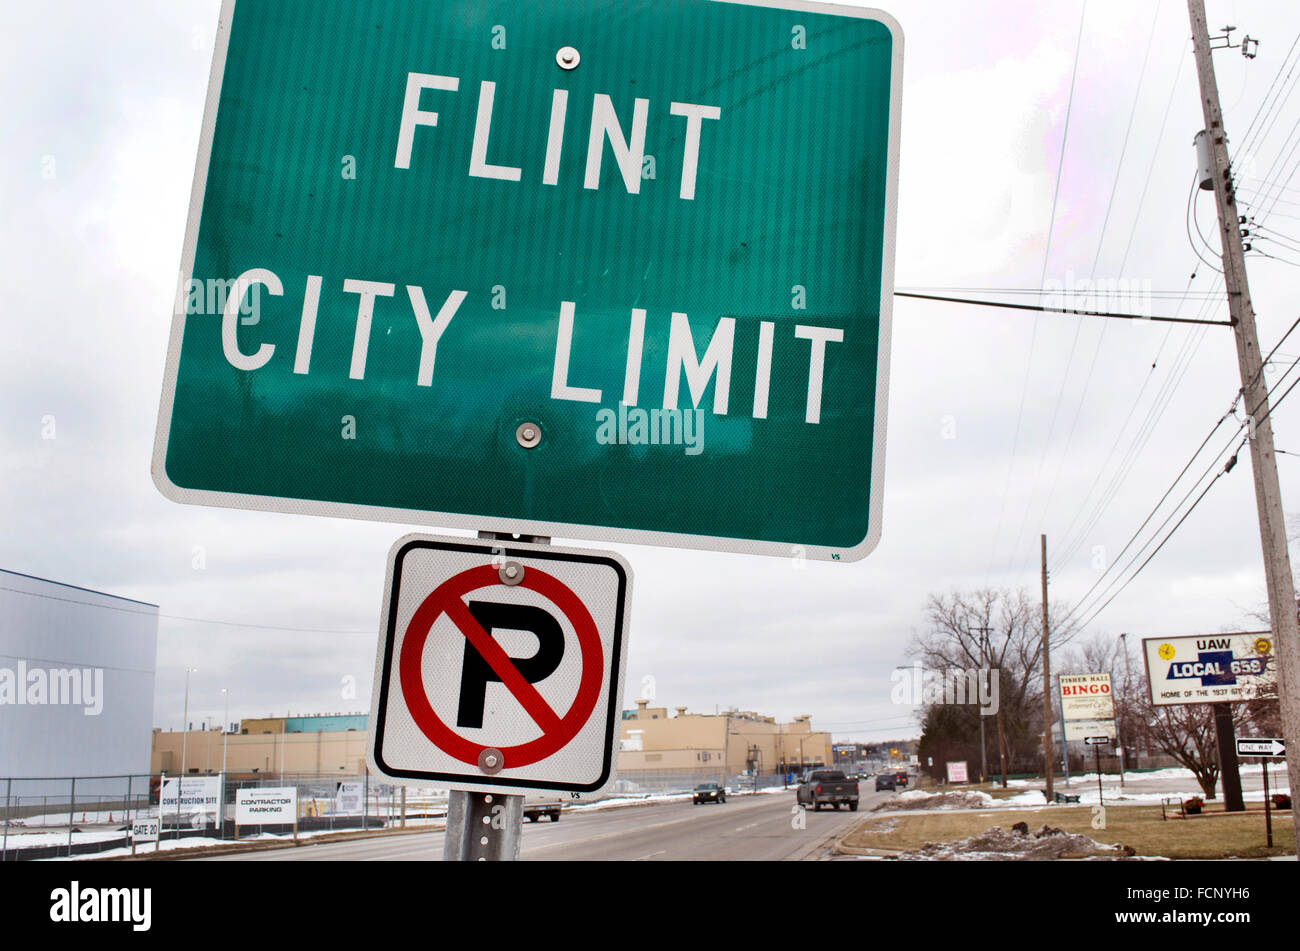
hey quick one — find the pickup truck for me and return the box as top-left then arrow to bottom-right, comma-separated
795,769 -> 860,812
523,795 -> 563,822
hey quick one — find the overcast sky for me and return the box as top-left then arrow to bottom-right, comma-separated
3,0 -> 1299,746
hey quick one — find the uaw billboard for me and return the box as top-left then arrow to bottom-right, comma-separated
1143,633 -> 1276,706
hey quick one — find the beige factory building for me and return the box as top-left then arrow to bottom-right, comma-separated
151,704 -> 833,781
618,700 -> 832,777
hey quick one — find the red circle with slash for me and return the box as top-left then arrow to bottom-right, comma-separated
399,563 -> 603,769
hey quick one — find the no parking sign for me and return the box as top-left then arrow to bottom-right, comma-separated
367,535 -> 631,796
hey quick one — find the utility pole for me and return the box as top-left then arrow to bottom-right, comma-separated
970,625 -> 993,783
1188,0 -> 1300,851
1118,633 -> 1134,787
1042,534 -> 1054,801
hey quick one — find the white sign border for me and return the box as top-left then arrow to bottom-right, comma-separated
149,0 -> 903,563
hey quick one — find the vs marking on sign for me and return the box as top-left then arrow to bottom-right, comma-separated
368,535 -> 631,796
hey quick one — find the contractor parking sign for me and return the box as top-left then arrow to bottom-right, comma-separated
368,535 -> 631,796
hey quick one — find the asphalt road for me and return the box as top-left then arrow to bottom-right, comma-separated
194,785 -> 892,861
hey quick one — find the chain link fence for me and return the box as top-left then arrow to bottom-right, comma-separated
3,768 -> 801,859
0,773 -> 440,861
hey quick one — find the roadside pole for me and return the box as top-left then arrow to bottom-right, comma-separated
125,775 -> 132,853
443,790 -> 523,861
1212,703 -> 1245,811
1262,760 -> 1272,848
1057,679 -> 1072,787
1095,745 -> 1104,807
1041,535 -> 1054,801
67,777 -> 75,858
1188,0 -> 1300,852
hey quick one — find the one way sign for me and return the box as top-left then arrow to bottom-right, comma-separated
1235,737 -> 1286,758
367,535 -> 631,796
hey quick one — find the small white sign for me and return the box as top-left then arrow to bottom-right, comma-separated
335,781 -> 364,815
131,818 -> 159,842
1064,718 -> 1117,742
236,787 -> 298,824
160,776 -> 223,822
945,761 -> 969,783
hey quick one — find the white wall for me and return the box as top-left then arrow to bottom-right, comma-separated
0,569 -> 158,788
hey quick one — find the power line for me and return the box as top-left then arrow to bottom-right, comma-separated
1187,173 -> 1226,274
895,291 -> 1231,326
1055,288 -> 1223,564
986,0 -> 1090,580
0,583 -> 372,637
1055,295 -> 1221,567
1015,4 -> 1168,564
896,286 -> 1225,300
1065,337 -> 1300,631
1058,396 -> 1241,627
1007,3 -> 1166,574
1071,453 -> 1236,634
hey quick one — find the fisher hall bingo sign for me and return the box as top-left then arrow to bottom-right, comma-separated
152,0 -> 903,561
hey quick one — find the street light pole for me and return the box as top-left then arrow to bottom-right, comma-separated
179,666 -> 197,836
221,688 -> 229,777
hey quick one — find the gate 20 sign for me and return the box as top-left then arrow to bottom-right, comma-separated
151,0 -> 902,562
368,536 -> 631,795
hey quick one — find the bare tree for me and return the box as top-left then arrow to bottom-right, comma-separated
909,587 -> 1076,786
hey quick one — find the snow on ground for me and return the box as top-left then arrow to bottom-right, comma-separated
889,824 -> 1132,861
45,825 -> 382,861
873,790 -> 997,812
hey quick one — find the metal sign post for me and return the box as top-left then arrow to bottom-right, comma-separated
1085,736 -> 1110,807
444,790 -> 524,862
1234,738 -> 1285,849
1263,760 -> 1272,849
442,530 -> 548,862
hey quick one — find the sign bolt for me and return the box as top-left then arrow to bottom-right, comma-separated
557,46 -> 581,70
478,747 -> 505,774
516,422 -> 542,449
499,560 -> 525,586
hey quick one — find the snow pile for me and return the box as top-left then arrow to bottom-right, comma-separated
892,823 -> 1132,861
872,790 -> 996,812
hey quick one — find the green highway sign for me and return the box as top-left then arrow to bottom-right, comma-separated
153,0 -> 902,561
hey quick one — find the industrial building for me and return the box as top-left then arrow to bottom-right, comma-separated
151,704 -> 834,788
618,700 -> 834,780
0,569 -> 159,795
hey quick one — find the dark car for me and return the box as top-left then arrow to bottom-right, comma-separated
693,782 -> 726,804
875,772 -> 897,792
893,770 -> 909,788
